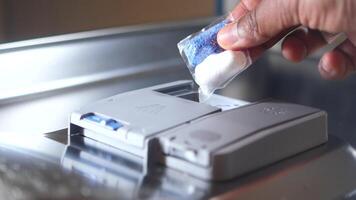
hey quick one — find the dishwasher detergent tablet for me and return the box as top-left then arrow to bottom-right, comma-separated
178,17 -> 252,101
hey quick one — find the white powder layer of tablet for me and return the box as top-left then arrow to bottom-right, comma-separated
194,50 -> 249,98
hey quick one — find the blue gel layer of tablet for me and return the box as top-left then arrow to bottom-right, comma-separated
179,19 -> 229,69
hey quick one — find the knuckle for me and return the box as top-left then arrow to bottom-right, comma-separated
284,0 -> 300,24
297,0 -> 354,32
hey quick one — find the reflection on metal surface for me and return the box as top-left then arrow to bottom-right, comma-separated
343,189 -> 356,200
0,133 -> 65,164
60,134 -> 356,200
0,134 -> 121,200
0,58 -> 181,101
0,131 -> 354,199
62,135 -> 211,200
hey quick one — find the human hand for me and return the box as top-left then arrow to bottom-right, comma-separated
218,0 -> 356,80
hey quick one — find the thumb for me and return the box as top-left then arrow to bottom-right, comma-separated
218,0 -> 299,49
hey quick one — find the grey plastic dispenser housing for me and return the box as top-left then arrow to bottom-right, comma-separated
69,80 -> 327,181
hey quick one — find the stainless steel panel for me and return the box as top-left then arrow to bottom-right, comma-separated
0,19 -> 214,134
1,131 -> 354,200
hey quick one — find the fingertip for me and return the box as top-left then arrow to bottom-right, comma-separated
318,51 -> 348,80
318,58 -> 334,80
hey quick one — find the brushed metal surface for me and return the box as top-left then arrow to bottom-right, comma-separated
0,131 -> 354,200
0,19 -> 214,134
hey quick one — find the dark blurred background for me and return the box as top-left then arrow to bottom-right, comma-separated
0,0 -> 222,42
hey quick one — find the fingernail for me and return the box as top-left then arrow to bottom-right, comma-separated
235,22 -> 249,40
218,22 -> 247,48
227,12 -> 235,21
